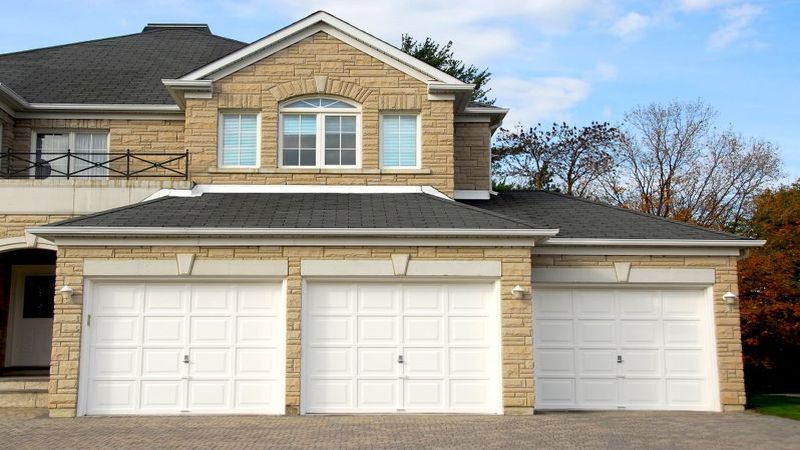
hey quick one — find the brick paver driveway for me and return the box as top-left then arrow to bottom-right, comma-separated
1,408 -> 799,449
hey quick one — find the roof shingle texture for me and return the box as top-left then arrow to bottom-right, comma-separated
51,193 -> 538,230
461,190 -> 749,240
0,29 -> 245,104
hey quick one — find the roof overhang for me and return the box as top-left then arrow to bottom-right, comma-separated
541,238 -> 766,248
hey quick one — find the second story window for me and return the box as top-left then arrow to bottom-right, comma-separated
381,114 -> 420,168
219,112 -> 260,168
33,131 -> 108,178
280,97 -> 360,168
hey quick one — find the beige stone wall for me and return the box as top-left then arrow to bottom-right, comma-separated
532,253 -> 746,411
0,110 -> 13,174
50,245 -> 531,417
0,214 -> 72,241
454,122 -> 491,190
184,32 -> 456,195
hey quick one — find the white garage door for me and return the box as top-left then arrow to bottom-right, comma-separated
534,288 -> 718,411
82,281 -> 285,415
303,282 -> 501,414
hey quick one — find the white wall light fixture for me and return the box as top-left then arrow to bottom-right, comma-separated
59,285 -> 74,304
722,291 -> 738,312
511,284 -> 527,300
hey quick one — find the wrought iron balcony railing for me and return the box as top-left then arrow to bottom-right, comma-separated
0,149 -> 189,180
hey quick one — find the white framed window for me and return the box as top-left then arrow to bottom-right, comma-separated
279,97 -> 360,168
219,112 -> 260,168
380,114 -> 420,168
31,130 -> 109,178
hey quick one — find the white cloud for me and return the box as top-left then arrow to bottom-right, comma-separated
678,0 -> 736,11
707,3 -> 763,51
492,76 -> 591,127
594,61 -> 618,80
610,12 -> 651,39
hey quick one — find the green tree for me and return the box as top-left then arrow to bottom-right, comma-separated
400,34 -> 494,105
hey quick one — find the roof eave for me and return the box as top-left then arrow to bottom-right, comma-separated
542,238 -> 766,248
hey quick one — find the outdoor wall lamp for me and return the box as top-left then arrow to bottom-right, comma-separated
511,285 -> 528,300
722,291 -> 738,312
60,285 -> 74,304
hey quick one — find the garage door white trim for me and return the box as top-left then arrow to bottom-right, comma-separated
300,279 -> 503,414
534,286 -> 720,412
77,278 -> 287,416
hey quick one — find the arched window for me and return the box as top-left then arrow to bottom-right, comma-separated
279,97 -> 360,167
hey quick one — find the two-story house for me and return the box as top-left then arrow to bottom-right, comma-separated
0,11 -> 761,417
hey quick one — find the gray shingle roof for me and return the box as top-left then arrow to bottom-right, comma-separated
49,193 -> 539,230
0,28 -> 245,104
461,190 -> 750,240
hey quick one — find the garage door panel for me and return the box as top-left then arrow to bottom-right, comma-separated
188,380 -> 230,410
141,349 -> 182,377
93,284 -> 141,314
450,349 -> 487,376
143,317 -> 184,344
405,317 -> 443,345
307,283 -> 353,314
358,348 -> 396,377
536,349 -> 574,376
237,316 -> 277,345
576,321 -> 616,347
236,348 -> 276,377
358,380 -> 398,409
405,380 -> 444,409
535,320 -> 574,347
357,285 -> 398,314
140,381 -> 183,410
403,286 -> 443,314
190,285 -> 233,313
86,282 -> 284,415
574,291 -> 614,318
144,284 -> 186,313
448,287 -> 486,313
308,317 -> 352,345
535,288 -> 716,412
536,378 -> 576,405
577,349 -> 616,376
93,348 -> 138,377
450,380 -> 489,408
358,316 -> 399,345
449,317 -> 486,345
190,317 -> 230,345
309,348 -> 353,377
94,317 -> 139,345
309,379 -> 353,409
405,348 -> 444,377
618,321 -> 660,347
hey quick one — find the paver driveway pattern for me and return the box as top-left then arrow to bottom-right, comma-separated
1,409 -> 798,450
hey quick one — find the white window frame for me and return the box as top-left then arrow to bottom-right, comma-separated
30,130 -> 110,178
379,112 -> 422,169
217,111 -> 262,169
278,97 -> 362,169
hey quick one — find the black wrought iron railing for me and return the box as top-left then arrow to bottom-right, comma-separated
0,149 -> 189,180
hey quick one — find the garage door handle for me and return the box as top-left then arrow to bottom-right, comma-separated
397,355 -> 404,364
183,355 -> 190,364
617,355 -> 623,363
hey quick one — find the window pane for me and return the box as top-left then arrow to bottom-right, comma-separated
341,133 -> 356,150
283,97 -> 356,109
35,133 -> 69,178
74,132 -> 108,177
325,150 -> 340,165
382,115 -> 417,167
341,150 -> 356,166
282,114 -> 316,166
221,113 -> 258,167
341,116 -> 356,133
323,115 -> 356,166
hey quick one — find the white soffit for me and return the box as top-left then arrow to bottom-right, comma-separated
144,184 -> 453,201
179,11 -> 465,86
542,238 -> 765,248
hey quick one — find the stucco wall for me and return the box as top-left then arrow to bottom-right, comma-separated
49,245 -> 532,417
532,253 -> 746,411
184,32 -> 456,195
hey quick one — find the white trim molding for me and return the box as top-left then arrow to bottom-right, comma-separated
0,234 -> 57,253
454,190 -> 491,200
83,258 -> 288,277
144,184 -> 453,201
532,266 -> 716,284
542,238 -> 765,248
301,259 -> 501,278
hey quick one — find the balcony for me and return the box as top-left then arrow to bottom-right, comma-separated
0,150 -> 193,217
0,150 -> 189,180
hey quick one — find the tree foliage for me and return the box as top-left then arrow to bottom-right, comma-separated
738,182 -> 800,392
400,34 -> 494,105
492,122 -> 621,196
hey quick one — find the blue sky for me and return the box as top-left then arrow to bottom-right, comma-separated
1,0 -> 798,180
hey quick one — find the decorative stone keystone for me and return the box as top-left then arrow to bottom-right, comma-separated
613,262 -> 631,283
313,75 -> 328,92
176,254 -> 196,276
391,254 -> 410,276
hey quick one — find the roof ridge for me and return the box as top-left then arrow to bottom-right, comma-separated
0,27 -> 245,59
527,190 -> 747,240
420,193 -> 538,229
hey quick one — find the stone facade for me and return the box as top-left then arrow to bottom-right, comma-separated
184,32 -> 456,195
0,214 -> 72,241
532,253 -> 746,411
49,245 -> 532,417
454,122 -> 492,191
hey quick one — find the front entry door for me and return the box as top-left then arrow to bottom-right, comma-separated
6,265 -> 56,367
